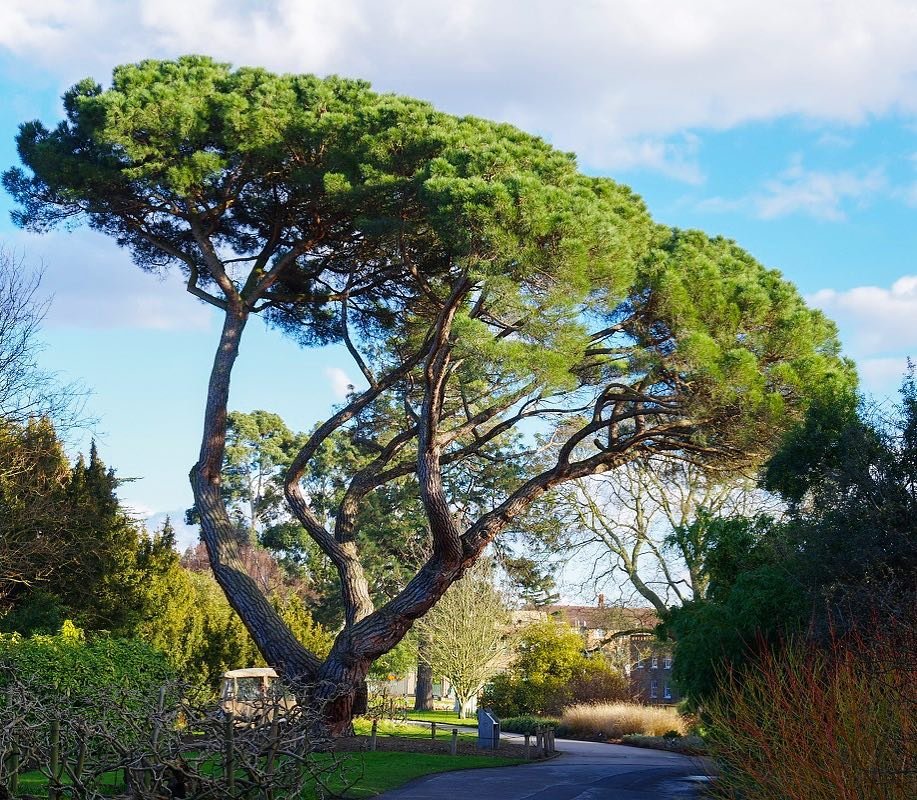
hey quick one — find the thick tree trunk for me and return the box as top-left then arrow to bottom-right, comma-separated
312,652 -> 373,736
192,308 -> 320,680
414,660 -> 434,711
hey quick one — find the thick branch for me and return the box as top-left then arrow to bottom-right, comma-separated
192,308 -> 320,678
284,345 -> 432,626
416,276 -> 472,565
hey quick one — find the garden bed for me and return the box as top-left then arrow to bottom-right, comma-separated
335,733 -> 540,760
620,734 -> 708,755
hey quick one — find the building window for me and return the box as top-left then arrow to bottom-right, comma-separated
636,659 -> 644,669
663,656 -> 672,670
663,683 -> 672,700
650,680 -> 658,699
651,655 -> 658,669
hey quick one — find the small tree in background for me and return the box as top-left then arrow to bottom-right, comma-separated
415,561 -> 509,717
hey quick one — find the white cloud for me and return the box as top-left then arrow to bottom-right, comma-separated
857,356 -> 912,389
895,181 -> 917,207
5,1 -> 917,177
809,276 -> 917,394
755,163 -> 886,221
699,159 -> 886,221
810,276 -> 917,356
2,229 -> 213,331
816,132 -> 855,149
325,366 -> 354,399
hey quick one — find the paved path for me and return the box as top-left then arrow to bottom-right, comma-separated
376,739 -> 712,799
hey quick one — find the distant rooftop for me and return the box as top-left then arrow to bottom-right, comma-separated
541,602 -> 659,632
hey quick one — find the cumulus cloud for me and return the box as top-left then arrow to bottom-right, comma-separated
4,229 -> 213,331
809,276 -> 917,394
810,276 -> 917,356
699,159 -> 886,220
5,1 -> 917,177
325,366 -> 354,399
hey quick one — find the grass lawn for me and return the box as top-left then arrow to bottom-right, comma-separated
354,717 -> 476,741
15,769 -> 124,796
15,751 -> 522,799
338,752 -> 524,798
403,709 -> 478,726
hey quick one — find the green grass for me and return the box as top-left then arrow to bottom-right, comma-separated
354,717 -> 476,741
13,751 -> 522,799
338,752 -> 524,798
404,709 -> 478,726
15,768 -> 124,796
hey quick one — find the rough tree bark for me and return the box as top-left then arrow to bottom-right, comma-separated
414,661 -> 434,712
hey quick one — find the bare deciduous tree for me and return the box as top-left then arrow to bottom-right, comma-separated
556,459 -> 780,616
0,247 -> 83,429
414,562 -> 511,718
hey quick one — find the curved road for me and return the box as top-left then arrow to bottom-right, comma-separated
376,739 -> 712,799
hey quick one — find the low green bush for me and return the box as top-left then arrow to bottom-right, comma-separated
481,621 -> 629,716
499,715 -> 560,735
0,620 -> 173,700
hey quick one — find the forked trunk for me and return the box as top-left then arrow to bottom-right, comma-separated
312,653 -> 372,737
455,693 -> 476,719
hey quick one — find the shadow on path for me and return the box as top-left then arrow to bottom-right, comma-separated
375,739 -> 713,800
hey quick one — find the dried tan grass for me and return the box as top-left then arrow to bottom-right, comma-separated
560,702 -> 687,739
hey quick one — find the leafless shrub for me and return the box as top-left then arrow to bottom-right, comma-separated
0,676 -> 356,799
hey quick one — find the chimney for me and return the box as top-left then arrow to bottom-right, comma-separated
597,593 -> 605,609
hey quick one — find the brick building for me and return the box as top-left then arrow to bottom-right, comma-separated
542,597 -> 680,705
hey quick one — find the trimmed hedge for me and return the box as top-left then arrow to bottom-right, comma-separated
499,715 -> 561,735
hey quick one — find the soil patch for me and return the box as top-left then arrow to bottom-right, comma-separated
334,734 -> 546,760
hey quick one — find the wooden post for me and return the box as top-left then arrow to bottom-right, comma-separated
431,721 -> 437,740
524,734 -> 531,760
48,718 -> 61,800
492,721 -> 499,750
6,748 -> 20,796
264,714 -> 279,800
450,729 -> 458,756
535,726 -> 543,756
370,719 -> 378,751
223,712 -> 235,793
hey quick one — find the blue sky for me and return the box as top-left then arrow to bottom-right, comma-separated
2,1 -> 917,545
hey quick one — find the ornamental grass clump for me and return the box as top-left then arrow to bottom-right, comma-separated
559,702 -> 687,739
706,614 -> 916,800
